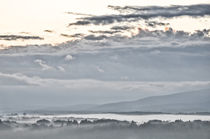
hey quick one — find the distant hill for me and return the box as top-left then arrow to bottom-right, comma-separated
91,88 -> 210,113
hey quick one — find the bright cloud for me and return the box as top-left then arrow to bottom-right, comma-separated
34,59 -> 53,71
65,55 -> 74,61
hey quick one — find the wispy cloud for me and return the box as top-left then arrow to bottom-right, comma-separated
111,25 -> 133,31
57,66 -> 65,72
44,30 -> 54,33
145,21 -> 169,27
96,66 -> 104,73
1,72 -> 210,93
60,33 -> 84,38
69,4 -> 210,26
0,35 -> 43,41
89,30 -> 121,35
0,72 -> 42,86
34,59 -> 53,71
66,12 -> 94,16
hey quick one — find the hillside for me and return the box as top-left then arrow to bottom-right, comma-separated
91,88 -> 210,113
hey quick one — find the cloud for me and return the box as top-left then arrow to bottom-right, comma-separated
69,21 -> 91,26
19,32 -> 31,35
65,55 -> 74,61
69,4 -> 210,26
0,35 -> 44,41
1,38 -> 209,83
1,28 -> 210,57
66,12 -> 94,16
108,4 -> 210,17
145,21 -> 169,27
96,66 -> 104,73
69,15 -> 123,26
133,28 -> 210,41
0,72 -> 42,86
44,30 -> 54,33
84,35 -> 108,40
1,72 -> 210,112
57,66 -> 65,72
89,30 -> 121,34
34,59 -> 53,71
0,4 -> 209,110
111,25 -> 133,31
1,72 -> 210,93
60,33 -> 84,38
60,34 -> 73,38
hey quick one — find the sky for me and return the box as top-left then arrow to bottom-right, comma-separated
0,0 -> 210,112
0,0 -> 210,47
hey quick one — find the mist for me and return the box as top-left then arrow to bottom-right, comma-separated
0,119 -> 210,139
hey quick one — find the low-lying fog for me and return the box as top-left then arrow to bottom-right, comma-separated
1,119 -> 210,139
0,126 -> 209,139
2,113 -> 210,124
1,113 -> 210,139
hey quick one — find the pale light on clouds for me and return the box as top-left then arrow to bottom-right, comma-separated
57,66 -> 65,72
65,55 -> 74,61
0,0 -> 210,48
34,59 -> 53,71
96,66 -> 105,73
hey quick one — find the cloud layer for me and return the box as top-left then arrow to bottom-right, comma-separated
69,4 -> 210,26
0,4 -> 210,112
0,35 -> 44,41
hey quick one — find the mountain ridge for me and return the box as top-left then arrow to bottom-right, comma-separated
90,88 -> 210,113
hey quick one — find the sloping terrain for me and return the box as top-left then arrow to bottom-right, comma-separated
92,88 -> 210,113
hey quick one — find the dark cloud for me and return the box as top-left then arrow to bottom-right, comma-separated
69,15 -> 123,26
108,4 -> 210,16
99,28 -> 209,42
135,28 -> 210,40
1,29 -> 209,56
145,21 -> 169,27
60,34 -> 73,38
0,35 -> 44,41
44,30 -> 54,33
87,26 -> 133,36
191,29 -> 210,38
69,4 -> 210,26
60,33 -> 84,38
89,30 -> 121,34
111,25 -> 133,31
70,33 -> 85,38
68,21 -> 91,26
84,35 -> 108,40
